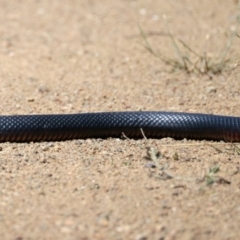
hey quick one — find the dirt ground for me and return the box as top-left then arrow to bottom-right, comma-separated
0,0 -> 240,239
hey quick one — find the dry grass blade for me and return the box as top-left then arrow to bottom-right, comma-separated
140,9 -> 240,75
139,23 -> 184,69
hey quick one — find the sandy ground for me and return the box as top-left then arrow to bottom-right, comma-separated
0,0 -> 240,239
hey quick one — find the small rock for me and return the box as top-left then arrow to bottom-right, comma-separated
27,97 -> 35,102
145,162 -> 156,168
206,86 -> 217,93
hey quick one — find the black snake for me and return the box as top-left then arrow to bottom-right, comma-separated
0,111 -> 239,142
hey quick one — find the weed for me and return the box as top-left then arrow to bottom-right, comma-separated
202,164 -> 230,185
140,12 -> 240,74
144,147 -> 174,180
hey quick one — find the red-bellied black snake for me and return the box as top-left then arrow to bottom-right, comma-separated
0,111 -> 239,142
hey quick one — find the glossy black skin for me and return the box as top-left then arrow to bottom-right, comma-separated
0,111 -> 239,142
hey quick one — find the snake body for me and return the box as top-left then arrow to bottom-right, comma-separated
0,111 -> 239,142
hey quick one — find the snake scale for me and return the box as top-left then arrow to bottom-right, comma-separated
0,111 -> 239,142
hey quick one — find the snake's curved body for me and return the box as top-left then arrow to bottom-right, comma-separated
0,111 -> 239,142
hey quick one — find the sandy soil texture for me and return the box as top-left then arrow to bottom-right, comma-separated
1,0 -> 240,239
